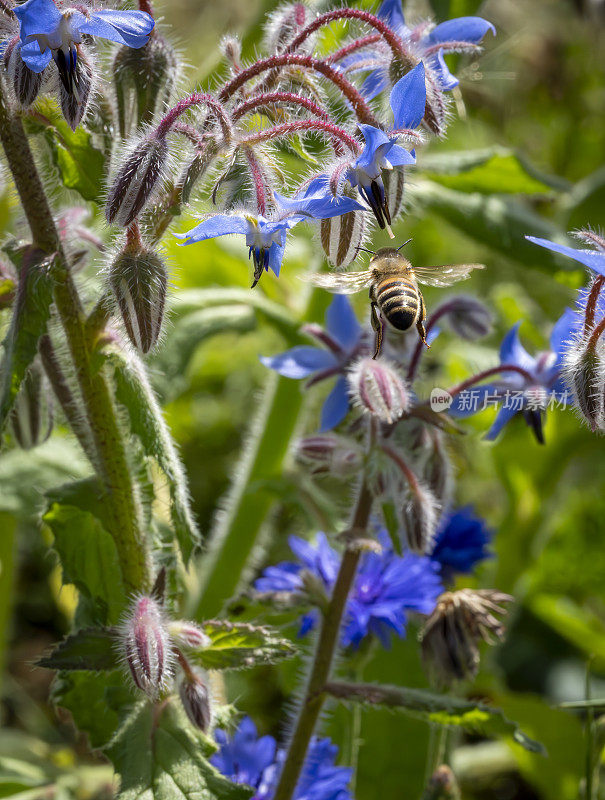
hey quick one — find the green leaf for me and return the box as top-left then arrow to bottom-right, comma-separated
0,249 -> 54,430
37,627 -> 118,672
109,348 -> 200,564
106,699 -> 253,800
188,620 -> 296,671
324,681 -> 545,754
421,148 -> 563,195
43,492 -> 127,625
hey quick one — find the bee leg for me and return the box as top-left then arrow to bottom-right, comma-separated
370,301 -> 383,359
416,294 -> 430,349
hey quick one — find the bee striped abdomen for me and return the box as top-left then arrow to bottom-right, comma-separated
376,277 -> 419,331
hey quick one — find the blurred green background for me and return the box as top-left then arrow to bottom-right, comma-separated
1,0 -> 605,798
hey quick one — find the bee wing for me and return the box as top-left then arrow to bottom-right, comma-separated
413,263 -> 485,287
301,270 -> 373,295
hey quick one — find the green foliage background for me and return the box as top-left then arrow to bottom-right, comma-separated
1,0 -> 605,798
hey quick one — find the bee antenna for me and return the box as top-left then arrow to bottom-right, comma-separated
396,238 -> 413,252
355,246 -> 376,256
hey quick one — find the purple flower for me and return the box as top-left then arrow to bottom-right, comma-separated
345,63 -> 424,232
211,717 -> 352,800
14,0 -> 153,91
343,0 -> 494,99
526,233 -> 605,277
255,531 -> 443,649
261,295 -> 364,430
177,180 -> 364,287
449,310 -> 577,443
430,507 -> 492,579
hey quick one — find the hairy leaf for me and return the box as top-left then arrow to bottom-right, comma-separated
106,699 -> 252,800
324,681 -> 545,754
38,627 -> 118,672
188,620 -> 297,670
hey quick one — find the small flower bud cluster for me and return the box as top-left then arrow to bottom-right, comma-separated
108,235 -> 168,353
348,357 -> 411,424
420,589 -> 513,687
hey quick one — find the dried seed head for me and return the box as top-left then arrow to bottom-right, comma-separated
422,766 -> 460,800
108,240 -> 168,353
5,39 -> 43,107
113,34 -> 178,138
167,621 -> 211,651
563,333 -> 605,431
348,357 -> 411,424
420,589 -> 513,687
106,134 -> 169,227
297,434 -> 364,477
59,46 -> 94,131
122,595 -> 173,697
401,481 -> 440,554
441,295 -> 492,340
179,669 -> 212,733
9,358 -> 53,449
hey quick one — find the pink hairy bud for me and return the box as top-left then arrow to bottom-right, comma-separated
122,595 -> 173,697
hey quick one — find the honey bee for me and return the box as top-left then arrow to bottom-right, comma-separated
308,244 -> 484,358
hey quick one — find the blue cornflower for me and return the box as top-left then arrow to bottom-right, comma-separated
526,232 -> 605,276
14,0 -> 153,93
211,717 -> 353,800
177,180 -> 364,288
345,63 -> 425,233
260,294 -> 365,431
430,507 -> 492,579
255,531 -> 443,649
342,0 -> 494,99
449,310 -> 577,443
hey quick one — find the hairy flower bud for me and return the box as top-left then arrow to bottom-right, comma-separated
382,168 -> 406,223
59,47 -> 93,131
220,35 -> 241,72
179,669 -> 212,733
348,358 -> 411,424
297,434 -> 363,476
320,205 -> 367,269
420,590 -> 513,687
401,481 -> 439,554
421,430 -> 453,506
264,2 -> 311,52
108,241 -> 168,353
563,335 -> 605,431
167,621 -> 211,650
5,39 -> 43,107
122,595 -> 173,697
421,766 -> 460,800
106,134 -> 169,227
113,34 -> 178,138
441,295 -> 492,340
9,359 -> 53,449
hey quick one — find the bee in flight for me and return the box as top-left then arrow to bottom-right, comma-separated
307,243 -> 484,358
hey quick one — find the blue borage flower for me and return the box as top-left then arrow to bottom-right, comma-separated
13,0 -> 154,94
449,310 -> 577,443
345,62 -> 425,233
261,294 -> 365,431
255,531 -> 442,649
176,178 -> 364,287
430,507 -> 492,580
211,717 -> 353,800
340,0 -> 494,100
526,232 -> 605,276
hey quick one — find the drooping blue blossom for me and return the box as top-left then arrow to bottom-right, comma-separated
526,233 -> 605,277
449,310 -> 577,443
14,0 -> 154,92
345,63 -> 424,232
176,180 -> 364,287
255,531 -> 443,649
211,716 -> 353,800
430,507 -> 492,579
261,294 -> 365,430
341,0 -> 494,100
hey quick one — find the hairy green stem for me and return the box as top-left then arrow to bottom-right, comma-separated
272,480 -> 374,800
0,83 -> 149,592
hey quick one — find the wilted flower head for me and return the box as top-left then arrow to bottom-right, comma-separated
255,531 -> 442,648
420,589 -> 512,686
430,507 -> 492,579
262,295 -> 365,430
211,717 -> 353,800
348,356 -> 411,424
121,595 -> 173,697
